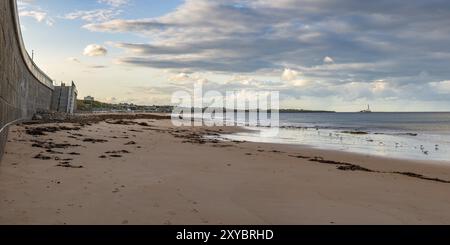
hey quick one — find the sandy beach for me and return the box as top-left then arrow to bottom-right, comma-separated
1,114 -> 450,225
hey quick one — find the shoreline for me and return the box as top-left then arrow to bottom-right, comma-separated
222,138 -> 450,167
221,125 -> 449,163
1,114 -> 450,224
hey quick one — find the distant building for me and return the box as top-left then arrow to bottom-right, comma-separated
84,96 -> 94,102
51,81 -> 78,114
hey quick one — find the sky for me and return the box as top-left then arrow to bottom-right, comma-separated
16,0 -> 450,112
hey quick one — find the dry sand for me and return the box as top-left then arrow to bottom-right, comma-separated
1,115 -> 450,225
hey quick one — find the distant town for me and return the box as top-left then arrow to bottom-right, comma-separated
77,95 -> 174,114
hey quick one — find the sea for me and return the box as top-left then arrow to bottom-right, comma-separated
216,112 -> 450,162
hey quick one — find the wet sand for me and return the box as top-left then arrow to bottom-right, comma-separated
1,114 -> 450,225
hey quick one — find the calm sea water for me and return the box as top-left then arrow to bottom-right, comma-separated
220,112 -> 450,162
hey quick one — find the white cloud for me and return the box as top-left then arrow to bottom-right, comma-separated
430,80 -> 450,94
281,68 -> 301,81
18,0 -> 55,26
288,79 -> 310,87
63,0 -> 128,24
20,10 -> 46,22
168,73 -> 209,87
280,68 -> 310,87
83,44 -> 108,57
19,10 -> 54,26
372,80 -> 388,93
64,9 -> 122,22
17,0 -> 35,6
98,0 -> 129,7
169,73 -> 191,82
323,56 -> 335,64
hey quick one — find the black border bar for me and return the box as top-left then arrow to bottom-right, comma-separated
1,226 -> 450,243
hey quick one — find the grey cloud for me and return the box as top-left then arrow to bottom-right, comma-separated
89,65 -> 108,69
84,19 -> 171,33
86,0 -> 450,103
118,57 -> 274,73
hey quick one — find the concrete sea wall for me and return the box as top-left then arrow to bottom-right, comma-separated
0,0 -> 54,159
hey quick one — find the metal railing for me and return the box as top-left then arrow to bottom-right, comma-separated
0,118 -> 23,136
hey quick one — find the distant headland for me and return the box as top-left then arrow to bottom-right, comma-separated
77,99 -> 336,113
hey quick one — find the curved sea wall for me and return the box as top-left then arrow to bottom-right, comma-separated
0,0 -> 54,159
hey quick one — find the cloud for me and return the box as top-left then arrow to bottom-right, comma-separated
281,68 -> 301,81
18,0 -> 55,26
280,68 -> 311,87
84,19 -> 169,33
167,73 -> 210,88
63,0 -> 128,24
98,0 -> 129,7
83,0 -> 450,90
67,57 -> 81,63
169,73 -> 191,82
20,10 -> 46,22
64,9 -> 122,22
430,80 -> 450,94
83,44 -> 108,57
66,56 -> 108,69
89,65 -> 108,69
323,56 -> 335,64
19,10 -> 54,26
17,0 -> 36,6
